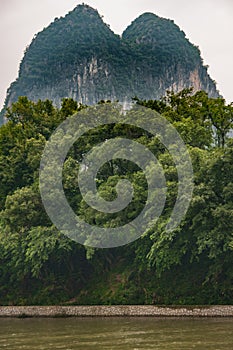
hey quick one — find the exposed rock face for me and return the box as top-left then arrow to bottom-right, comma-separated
1,4 -> 219,121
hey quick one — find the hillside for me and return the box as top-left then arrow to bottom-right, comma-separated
0,90 -> 232,305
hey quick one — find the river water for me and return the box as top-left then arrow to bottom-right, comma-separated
0,317 -> 232,349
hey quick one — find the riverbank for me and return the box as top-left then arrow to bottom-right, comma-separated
0,305 -> 233,318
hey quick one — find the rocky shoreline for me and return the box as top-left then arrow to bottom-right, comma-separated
0,305 -> 233,318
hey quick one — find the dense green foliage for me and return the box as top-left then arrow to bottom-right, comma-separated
1,4 -> 218,125
0,89 -> 233,305
123,13 -> 201,71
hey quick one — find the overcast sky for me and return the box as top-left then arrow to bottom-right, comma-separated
0,0 -> 233,108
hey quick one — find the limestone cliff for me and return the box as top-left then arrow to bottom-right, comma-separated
1,4 -> 219,122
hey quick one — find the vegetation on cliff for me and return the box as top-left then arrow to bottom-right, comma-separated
1,4 -> 219,125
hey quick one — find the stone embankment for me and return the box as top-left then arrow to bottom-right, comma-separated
0,305 -> 233,318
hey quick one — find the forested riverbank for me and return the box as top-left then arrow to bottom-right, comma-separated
0,88 -> 232,305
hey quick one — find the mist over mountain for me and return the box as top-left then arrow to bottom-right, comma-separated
1,4 -> 219,121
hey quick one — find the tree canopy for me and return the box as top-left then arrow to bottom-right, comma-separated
0,90 -> 232,305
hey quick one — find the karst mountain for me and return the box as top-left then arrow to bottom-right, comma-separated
1,4 -> 219,122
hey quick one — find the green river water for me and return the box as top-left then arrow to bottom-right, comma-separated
0,317 -> 232,349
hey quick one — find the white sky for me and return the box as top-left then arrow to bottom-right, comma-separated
0,0 -> 233,108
